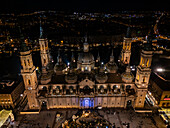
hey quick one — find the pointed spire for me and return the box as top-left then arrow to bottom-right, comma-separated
71,52 -> 75,62
110,48 -> 114,62
57,49 -> 63,64
143,26 -> 153,51
84,34 -> 88,43
40,18 -> 44,39
111,48 -> 114,56
126,26 -> 131,38
97,51 -> 100,62
19,26 -> 29,52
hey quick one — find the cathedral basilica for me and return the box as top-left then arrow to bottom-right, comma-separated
20,26 -> 153,110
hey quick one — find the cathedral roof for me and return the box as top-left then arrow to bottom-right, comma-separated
107,73 -> 124,83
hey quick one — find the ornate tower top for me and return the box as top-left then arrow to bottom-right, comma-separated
143,28 -> 154,51
126,26 -> 132,38
19,27 -> 29,52
40,19 -> 44,39
110,48 -> 114,62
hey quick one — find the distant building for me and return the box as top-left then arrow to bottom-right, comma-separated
20,25 -> 154,110
148,72 -> 170,123
0,79 -> 25,109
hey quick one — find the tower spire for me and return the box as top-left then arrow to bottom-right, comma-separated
126,26 -> 131,38
40,18 -> 43,39
84,34 -> 88,43
110,48 -> 114,62
19,26 -> 28,52
143,27 -> 153,51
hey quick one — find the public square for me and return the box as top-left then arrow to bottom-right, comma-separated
12,108 -> 166,128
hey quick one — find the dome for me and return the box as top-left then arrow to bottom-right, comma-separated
121,66 -> 134,83
78,52 -> 94,63
95,72 -> 108,83
106,61 -> 118,73
54,63 -> 66,75
65,73 -> 77,84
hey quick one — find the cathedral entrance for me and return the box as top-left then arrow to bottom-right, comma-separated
41,101 -> 47,110
126,100 -> 132,109
80,98 -> 94,108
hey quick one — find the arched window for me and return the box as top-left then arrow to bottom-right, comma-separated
143,76 -> 146,83
140,57 -> 142,65
42,86 -> 47,91
42,45 -> 44,50
136,75 -> 139,81
24,60 -> 26,66
28,59 -> 30,66
44,59 -> 46,64
146,59 -> 149,67
28,79 -> 31,85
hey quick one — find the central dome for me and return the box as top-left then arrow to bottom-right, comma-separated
78,52 -> 94,63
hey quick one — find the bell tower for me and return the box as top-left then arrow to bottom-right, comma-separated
121,26 -> 132,65
134,33 -> 153,108
20,32 -> 39,109
39,20 -> 49,68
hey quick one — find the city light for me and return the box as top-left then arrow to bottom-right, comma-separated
156,68 -> 165,72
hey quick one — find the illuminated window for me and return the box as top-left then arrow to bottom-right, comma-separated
136,75 -> 139,81
140,57 -> 143,65
146,59 -> 149,67
142,59 -> 145,67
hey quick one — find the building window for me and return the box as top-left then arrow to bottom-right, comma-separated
143,76 -> 146,83
28,59 -> 30,66
24,60 -> 26,66
146,59 -> 149,67
28,79 -> 31,85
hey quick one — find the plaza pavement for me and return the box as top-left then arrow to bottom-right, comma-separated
12,108 -> 166,128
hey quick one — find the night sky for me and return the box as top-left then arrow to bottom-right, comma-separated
0,0 -> 169,12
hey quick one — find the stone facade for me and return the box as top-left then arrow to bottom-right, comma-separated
20,31 -> 153,110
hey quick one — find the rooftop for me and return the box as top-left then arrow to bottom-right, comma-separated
0,77 -> 23,94
150,72 -> 170,91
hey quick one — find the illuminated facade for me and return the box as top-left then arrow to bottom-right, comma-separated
120,27 -> 132,65
20,27 -> 153,110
